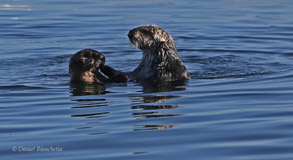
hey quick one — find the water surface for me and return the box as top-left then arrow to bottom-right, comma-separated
1,0 -> 293,159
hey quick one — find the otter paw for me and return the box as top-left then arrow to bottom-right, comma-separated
100,65 -> 129,83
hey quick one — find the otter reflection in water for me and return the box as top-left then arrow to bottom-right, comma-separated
69,25 -> 190,84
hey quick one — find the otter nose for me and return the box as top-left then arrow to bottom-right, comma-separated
128,29 -> 136,40
128,33 -> 133,40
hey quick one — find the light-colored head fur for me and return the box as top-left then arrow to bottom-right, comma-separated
128,25 -> 176,52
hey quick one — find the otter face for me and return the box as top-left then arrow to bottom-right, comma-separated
69,49 -> 105,74
128,25 -> 174,51
69,49 -> 106,83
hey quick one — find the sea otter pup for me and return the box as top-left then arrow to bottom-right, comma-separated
69,49 -> 129,83
128,25 -> 190,82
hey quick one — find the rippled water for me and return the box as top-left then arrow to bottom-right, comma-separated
1,0 -> 293,159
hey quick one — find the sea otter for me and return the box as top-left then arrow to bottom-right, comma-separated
104,25 -> 190,82
69,49 -> 129,83
128,25 -> 190,82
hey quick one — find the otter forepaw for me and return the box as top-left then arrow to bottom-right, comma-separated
100,65 -> 129,83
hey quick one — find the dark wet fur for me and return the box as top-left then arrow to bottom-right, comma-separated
69,49 -> 129,83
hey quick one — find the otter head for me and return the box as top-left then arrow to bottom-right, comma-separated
69,49 -> 106,83
128,25 -> 175,52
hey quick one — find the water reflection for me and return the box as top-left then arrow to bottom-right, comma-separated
132,95 -> 181,103
133,113 -> 182,118
132,104 -> 181,119
140,81 -> 187,93
69,81 -> 187,133
131,82 -> 183,125
70,83 -> 108,96
132,105 -> 178,110
69,83 -> 111,136
134,125 -> 176,131
71,99 -> 108,109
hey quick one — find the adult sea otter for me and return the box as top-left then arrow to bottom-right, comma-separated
104,25 -> 190,82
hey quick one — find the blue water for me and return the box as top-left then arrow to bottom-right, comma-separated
1,0 -> 293,159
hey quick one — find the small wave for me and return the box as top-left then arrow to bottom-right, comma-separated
38,74 -> 69,78
179,48 -> 276,54
3,33 -> 46,39
283,52 -> 293,57
0,4 -> 31,11
0,85 -> 47,90
134,125 -> 176,131
185,54 -> 288,79
191,71 -> 273,80
71,112 -> 109,118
